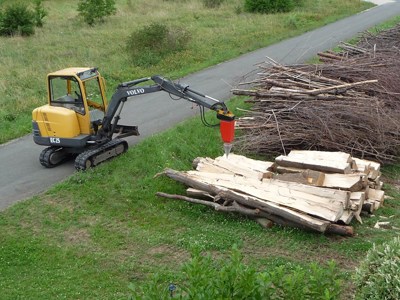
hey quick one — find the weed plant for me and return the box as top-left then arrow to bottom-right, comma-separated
129,246 -> 342,299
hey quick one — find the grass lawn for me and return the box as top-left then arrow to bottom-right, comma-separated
2,1 -> 400,299
1,97 -> 400,298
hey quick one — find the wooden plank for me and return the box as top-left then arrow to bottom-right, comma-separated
288,150 -> 352,163
275,155 -> 352,174
367,189 -> 385,202
322,173 -> 364,192
352,157 -> 381,172
273,169 -> 325,186
216,154 -> 275,173
276,166 -> 304,174
195,155 -> 274,180
339,210 -> 354,225
225,190 -> 331,232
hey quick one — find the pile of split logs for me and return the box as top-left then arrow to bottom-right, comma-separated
232,24 -> 400,163
157,150 -> 385,236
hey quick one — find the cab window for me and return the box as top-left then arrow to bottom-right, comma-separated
82,77 -> 105,110
49,76 -> 85,115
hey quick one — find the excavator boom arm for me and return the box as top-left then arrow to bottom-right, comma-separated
100,75 -> 234,139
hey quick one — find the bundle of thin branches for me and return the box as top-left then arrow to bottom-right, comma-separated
357,23 -> 400,50
233,55 -> 400,163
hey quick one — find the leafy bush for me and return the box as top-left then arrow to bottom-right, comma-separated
33,0 -> 48,28
202,0 -> 225,9
0,3 -> 35,36
77,0 -> 116,25
354,237 -> 400,300
0,1 -> 47,36
129,246 -> 342,299
126,22 -> 191,67
244,0 -> 297,13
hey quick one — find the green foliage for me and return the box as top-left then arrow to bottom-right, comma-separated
77,0 -> 116,25
129,246 -> 342,299
0,2 -> 35,36
33,0 -> 48,27
244,0 -> 298,13
202,0 -> 225,9
0,0 -> 47,36
126,22 -> 191,67
354,237 -> 400,300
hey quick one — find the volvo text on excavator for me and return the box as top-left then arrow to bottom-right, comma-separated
32,67 -> 235,170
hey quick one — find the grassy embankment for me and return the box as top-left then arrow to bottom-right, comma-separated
3,1 -> 400,300
0,0 -> 373,143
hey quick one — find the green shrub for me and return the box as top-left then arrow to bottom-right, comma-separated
33,0 -> 48,27
244,0 -> 297,14
354,237 -> 400,300
202,0 -> 225,9
77,0 -> 116,26
129,246 -> 342,299
126,22 -> 191,67
0,3 -> 35,36
0,1 -> 47,36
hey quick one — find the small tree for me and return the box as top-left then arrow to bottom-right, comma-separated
0,1 -> 47,37
244,0 -> 297,14
34,0 -> 48,27
126,22 -> 191,67
77,0 -> 116,26
0,3 -> 35,36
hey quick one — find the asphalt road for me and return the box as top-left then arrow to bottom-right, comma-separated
1,1 -> 400,210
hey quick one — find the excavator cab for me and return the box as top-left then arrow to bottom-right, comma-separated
33,68 -> 107,146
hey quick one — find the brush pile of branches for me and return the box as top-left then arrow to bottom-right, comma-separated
233,25 -> 400,163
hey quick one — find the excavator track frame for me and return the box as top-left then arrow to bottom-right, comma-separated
74,139 -> 128,171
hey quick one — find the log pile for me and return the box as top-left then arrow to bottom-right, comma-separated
157,151 -> 385,236
232,24 -> 400,163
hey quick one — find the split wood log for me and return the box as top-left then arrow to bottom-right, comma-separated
288,150 -> 353,163
339,211 -> 354,225
156,190 -> 353,236
275,155 -> 352,174
367,189 -> 385,205
322,173 -> 366,192
273,170 -> 325,186
193,156 -> 273,180
186,171 -> 345,222
163,168 -> 345,223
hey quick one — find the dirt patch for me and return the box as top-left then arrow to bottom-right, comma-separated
63,228 -> 92,245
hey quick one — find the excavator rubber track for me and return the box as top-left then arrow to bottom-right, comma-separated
40,146 -> 71,168
74,139 -> 128,171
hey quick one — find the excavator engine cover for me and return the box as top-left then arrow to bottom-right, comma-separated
32,105 -> 80,144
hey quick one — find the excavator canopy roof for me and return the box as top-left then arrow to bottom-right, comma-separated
48,67 -> 99,81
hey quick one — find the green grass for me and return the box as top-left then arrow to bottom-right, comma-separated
3,1 -> 400,299
0,0 -> 373,144
1,97 -> 400,299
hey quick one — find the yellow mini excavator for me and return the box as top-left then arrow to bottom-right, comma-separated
32,67 -> 235,170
